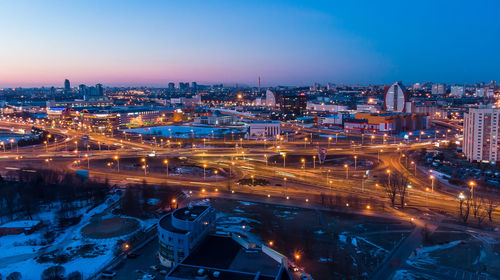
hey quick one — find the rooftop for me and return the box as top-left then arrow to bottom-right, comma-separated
172,205 -> 209,221
168,235 -> 285,280
159,214 -> 188,234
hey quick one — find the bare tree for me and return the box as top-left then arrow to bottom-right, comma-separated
381,172 -> 408,208
381,174 -> 397,207
459,194 -> 471,224
395,174 -> 410,209
485,197 -> 496,222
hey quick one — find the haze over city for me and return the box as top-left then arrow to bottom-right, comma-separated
1,0 -> 500,87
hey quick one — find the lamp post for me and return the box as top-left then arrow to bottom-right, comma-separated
301,158 -> 305,171
164,159 -> 169,176
0,142 -> 4,152
283,177 -> 287,197
407,184 -> 412,198
386,169 -> 391,185
430,175 -> 435,192
328,136 -> 332,148
469,181 -> 476,200
354,155 -> 358,170
85,154 -> 90,170
344,164 -> 349,179
411,161 -> 416,176
264,154 -> 268,166
304,137 -> 308,148
141,158 -> 147,175
313,155 -> 316,169
114,155 -> 120,172
203,164 -> 207,180
378,149 -> 383,163
282,153 -> 286,168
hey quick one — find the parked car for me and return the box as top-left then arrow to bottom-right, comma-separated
101,271 -> 117,279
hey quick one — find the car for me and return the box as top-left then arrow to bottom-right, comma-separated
101,270 -> 117,278
127,253 -> 140,259
288,264 -> 299,272
149,265 -> 159,271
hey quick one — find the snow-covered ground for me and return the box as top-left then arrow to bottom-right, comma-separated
0,194 -> 142,279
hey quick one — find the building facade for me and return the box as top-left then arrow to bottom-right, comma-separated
463,107 -> 500,164
158,205 -> 216,268
248,121 -> 281,139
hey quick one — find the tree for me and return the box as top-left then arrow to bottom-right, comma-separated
486,197 -> 496,222
6,272 -> 21,280
41,266 -> 65,280
459,194 -> 471,224
66,271 -> 82,280
395,174 -> 410,209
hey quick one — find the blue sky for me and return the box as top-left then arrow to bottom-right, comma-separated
0,0 -> 498,87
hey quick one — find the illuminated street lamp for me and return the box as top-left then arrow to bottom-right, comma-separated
312,155 -> 316,169
407,184 -> 412,198
282,153 -> 286,168
264,154 -> 268,166
370,135 -> 375,144
429,175 -> 435,192
304,137 -> 308,148
114,155 -> 120,172
0,141 -> 4,152
84,154 -> 90,170
141,158 -> 147,175
386,169 -> 391,185
469,181 -> 476,200
344,164 -> 349,179
301,158 -> 305,170
354,155 -> 358,170
328,136 -> 332,148
164,159 -> 169,176
251,175 -> 255,186
378,149 -> 383,163
203,164 -> 207,180
283,177 -> 287,196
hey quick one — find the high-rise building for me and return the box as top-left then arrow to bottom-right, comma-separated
450,85 -> 465,97
191,82 -> 197,91
168,82 -> 175,90
179,82 -> 189,90
265,89 -> 276,107
64,79 -> 71,93
463,106 -> 500,164
383,82 -> 408,112
278,92 -> 307,116
96,83 -> 104,96
431,83 -> 446,95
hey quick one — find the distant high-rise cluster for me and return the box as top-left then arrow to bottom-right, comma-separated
431,83 -> 446,95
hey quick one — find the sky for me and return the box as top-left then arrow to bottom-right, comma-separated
0,0 -> 499,87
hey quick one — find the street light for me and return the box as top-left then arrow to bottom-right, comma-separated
203,164 -> 207,180
304,137 -> 308,148
164,159 -> 169,176
282,153 -> 286,168
84,154 -> 90,170
386,169 -> 391,185
141,158 -> 147,175
114,155 -> 120,172
430,175 -> 435,192
301,158 -> 305,170
344,164 -> 349,179
354,155 -> 357,170
469,181 -> 476,200
328,136 -> 332,148
312,155 -> 316,169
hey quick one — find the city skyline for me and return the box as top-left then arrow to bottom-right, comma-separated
1,0 -> 500,87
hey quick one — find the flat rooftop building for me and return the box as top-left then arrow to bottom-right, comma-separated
166,234 -> 291,280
